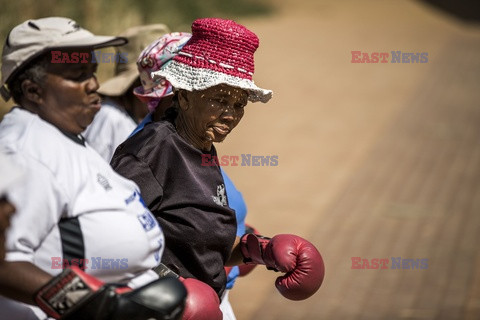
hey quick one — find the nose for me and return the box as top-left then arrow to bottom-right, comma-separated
221,106 -> 243,124
85,73 -> 99,93
221,105 -> 244,124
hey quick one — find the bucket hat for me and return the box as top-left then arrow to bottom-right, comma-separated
152,18 -> 272,103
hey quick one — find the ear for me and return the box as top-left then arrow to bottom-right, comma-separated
21,79 -> 44,105
177,90 -> 190,111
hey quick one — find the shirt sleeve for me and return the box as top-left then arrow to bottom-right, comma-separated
221,168 -> 247,236
83,104 -> 137,162
111,153 -> 164,211
109,115 -> 137,161
5,155 -> 67,263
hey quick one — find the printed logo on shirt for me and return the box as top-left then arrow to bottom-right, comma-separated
212,184 -> 228,206
125,190 -> 148,208
125,190 -> 139,205
138,210 -> 158,232
154,238 -> 163,262
97,173 -> 112,191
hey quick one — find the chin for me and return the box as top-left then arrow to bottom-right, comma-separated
214,133 -> 229,142
214,138 -> 227,144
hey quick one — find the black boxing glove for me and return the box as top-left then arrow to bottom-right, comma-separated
34,265 -> 186,320
240,233 -> 325,301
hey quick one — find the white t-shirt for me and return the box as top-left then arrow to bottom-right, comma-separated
0,107 -> 163,319
82,98 -> 137,162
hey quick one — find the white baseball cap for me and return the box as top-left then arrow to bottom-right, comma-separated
0,17 -> 127,101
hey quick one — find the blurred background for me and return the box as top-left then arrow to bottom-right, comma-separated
0,0 -> 274,117
1,0 -> 480,319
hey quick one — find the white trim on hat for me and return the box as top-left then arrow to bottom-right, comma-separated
152,60 -> 272,103
177,52 -> 253,76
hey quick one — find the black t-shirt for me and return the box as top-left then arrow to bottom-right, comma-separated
110,120 -> 237,297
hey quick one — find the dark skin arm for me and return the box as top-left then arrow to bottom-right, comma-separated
226,236 -> 244,266
0,198 -> 52,304
0,261 -> 52,305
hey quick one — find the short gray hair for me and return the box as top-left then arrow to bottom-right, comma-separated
8,55 -> 49,105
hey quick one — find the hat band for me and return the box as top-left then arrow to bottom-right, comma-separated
177,51 -> 253,77
154,60 -> 272,103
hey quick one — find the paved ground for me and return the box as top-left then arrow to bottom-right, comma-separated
217,1 -> 480,319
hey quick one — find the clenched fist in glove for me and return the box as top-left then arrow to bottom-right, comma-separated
34,265 -> 187,320
152,263 -> 222,320
181,278 -> 222,320
240,233 -> 325,301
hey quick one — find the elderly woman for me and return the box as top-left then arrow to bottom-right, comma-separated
0,17 -> 186,320
111,18 -> 325,317
128,31 -> 258,319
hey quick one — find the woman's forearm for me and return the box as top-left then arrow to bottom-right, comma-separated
226,236 -> 244,266
0,261 -> 52,305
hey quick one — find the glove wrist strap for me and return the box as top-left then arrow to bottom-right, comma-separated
240,233 -> 271,265
34,266 -> 102,319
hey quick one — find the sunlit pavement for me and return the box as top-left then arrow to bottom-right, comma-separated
218,1 -> 480,319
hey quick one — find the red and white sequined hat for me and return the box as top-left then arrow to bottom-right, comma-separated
152,18 -> 272,103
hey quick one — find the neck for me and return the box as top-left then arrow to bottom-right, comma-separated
175,112 -> 212,151
153,98 -> 174,122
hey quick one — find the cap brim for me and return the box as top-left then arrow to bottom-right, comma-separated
98,67 -> 138,96
55,35 -> 127,50
1,35 -> 128,98
153,60 -> 272,103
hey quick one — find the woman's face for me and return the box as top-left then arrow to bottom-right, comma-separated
34,50 -> 101,135
178,84 -> 248,150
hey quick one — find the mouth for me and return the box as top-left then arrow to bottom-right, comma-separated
89,95 -> 102,109
212,125 -> 231,136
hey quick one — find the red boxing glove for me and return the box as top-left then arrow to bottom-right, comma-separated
35,266 -> 186,320
238,223 -> 260,276
180,277 -> 222,320
240,233 -> 325,301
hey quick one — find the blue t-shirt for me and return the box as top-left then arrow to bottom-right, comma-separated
222,169 -> 247,289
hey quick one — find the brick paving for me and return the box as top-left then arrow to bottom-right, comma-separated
222,1 -> 480,319
247,35 -> 480,320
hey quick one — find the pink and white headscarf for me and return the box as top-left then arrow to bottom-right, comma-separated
133,32 -> 192,112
